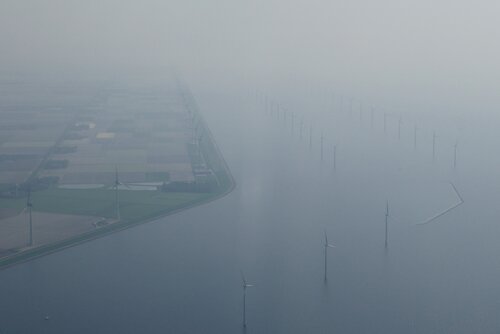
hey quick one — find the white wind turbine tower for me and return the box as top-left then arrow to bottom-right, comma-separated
414,125 -> 418,150
333,145 -> 337,171
370,107 -> 374,129
309,125 -> 313,150
241,272 -> 254,328
398,117 -> 402,140
453,141 -> 458,169
299,117 -> 304,140
385,201 -> 389,249
23,189 -> 34,247
383,200 -> 405,248
320,132 -> 324,162
359,101 -> 363,124
383,200 -> 401,248
196,134 -> 204,163
432,131 -> 437,161
112,166 -> 153,221
383,112 -> 387,134
113,166 -> 129,221
324,230 -> 336,282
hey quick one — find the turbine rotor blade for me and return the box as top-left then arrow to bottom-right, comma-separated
450,182 -> 464,203
416,183 -> 465,226
122,183 -> 132,189
240,271 -> 246,286
416,202 -> 463,226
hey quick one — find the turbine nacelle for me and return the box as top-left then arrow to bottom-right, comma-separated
324,230 -> 336,248
241,272 -> 254,289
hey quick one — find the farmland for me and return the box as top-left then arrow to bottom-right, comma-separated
0,76 -> 233,266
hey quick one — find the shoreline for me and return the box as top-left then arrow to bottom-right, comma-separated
0,176 -> 234,270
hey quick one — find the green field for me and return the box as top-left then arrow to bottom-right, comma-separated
0,187 -> 211,223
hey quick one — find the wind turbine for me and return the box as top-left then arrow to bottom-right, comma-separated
324,230 -> 336,282
383,112 -> 387,134
113,166 -> 130,221
359,101 -> 363,124
241,272 -> 254,328
191,122 -> 200,150
299,117 -> 304,140
414,125 -> 418,150
370,107 -> 374,129
453,141 -> 458,169
432,131 -> 437,162
320,132 -> 324,162
383,200 -> 403,248
23,189 -> 33,247
309,125 -> 313,150
196,134 -> 204,163
333,145 -> 337,171
398,117 -> 402,140
385,201 -> 389,249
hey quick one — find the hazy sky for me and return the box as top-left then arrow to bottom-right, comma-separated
1,0 -> 500,113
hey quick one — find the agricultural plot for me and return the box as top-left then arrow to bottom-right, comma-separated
0,212 -> 102,255
38,88 -> 195,185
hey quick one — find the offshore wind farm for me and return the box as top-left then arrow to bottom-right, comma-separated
2,0 -> 500,333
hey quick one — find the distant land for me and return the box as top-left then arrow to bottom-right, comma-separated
0,75 -> 234,268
